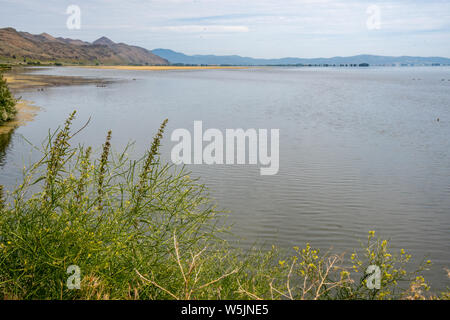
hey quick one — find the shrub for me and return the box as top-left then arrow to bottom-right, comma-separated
0,73 -> 17,124
0,112 -> 222,299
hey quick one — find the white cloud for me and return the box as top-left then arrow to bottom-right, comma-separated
1,0 -> 450,57
150,25 -> 249,33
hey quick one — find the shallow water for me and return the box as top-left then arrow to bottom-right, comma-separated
1,66 -> 450,290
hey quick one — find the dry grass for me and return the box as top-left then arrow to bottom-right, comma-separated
135,232 -> 238,300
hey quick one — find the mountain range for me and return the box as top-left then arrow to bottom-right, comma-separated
0,28 -> 168,65
152,48 -> 450,66
1,28 -> 449,67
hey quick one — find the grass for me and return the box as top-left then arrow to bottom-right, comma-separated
0,112 -> 449,300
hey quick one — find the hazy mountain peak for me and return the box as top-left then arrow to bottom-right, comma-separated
93,36 -> 115,46
38,32 -> 57,42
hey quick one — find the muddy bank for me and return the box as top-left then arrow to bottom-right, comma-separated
0,100 -> 40,135
4,67 -> 113,92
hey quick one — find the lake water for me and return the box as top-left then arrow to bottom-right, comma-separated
1,66 -> 450,290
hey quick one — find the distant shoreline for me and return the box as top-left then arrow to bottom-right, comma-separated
78,65 -> 251,71
3,67 -> 112,91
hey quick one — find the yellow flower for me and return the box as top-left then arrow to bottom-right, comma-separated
278,260 -> 285,267
308,263 -> 316,269
378,291 -> 388,299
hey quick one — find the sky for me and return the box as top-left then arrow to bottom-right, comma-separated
1,0 -> 449,58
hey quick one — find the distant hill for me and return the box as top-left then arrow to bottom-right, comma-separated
152,49 -> 450,66
0,28 -> 168,65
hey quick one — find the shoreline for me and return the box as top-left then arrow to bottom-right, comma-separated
3,68 -> 112,92
0,99 -> 40,135
0,65 -> 246,134
78,65 -> 251,71
0,68 -> 112,134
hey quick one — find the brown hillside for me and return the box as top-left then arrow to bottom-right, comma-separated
0,27 -> 168,65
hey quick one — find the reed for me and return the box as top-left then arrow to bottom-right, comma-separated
97,130 -> 112,210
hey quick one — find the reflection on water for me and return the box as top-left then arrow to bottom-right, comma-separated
0,66 -> 450,290
0,129 -> 14,167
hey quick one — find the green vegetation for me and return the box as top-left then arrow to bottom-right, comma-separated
0,64 -> 12,72
0,57 -> 98,67
0,73 -> 17,125
0,112 -> 449,300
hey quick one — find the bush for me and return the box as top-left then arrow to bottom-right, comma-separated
0,112 -> 222,299
0,73 -> 17,124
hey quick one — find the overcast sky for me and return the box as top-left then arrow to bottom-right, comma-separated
1,0 -> 449,58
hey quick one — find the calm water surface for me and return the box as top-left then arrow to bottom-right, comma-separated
1,66 -> 450,290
